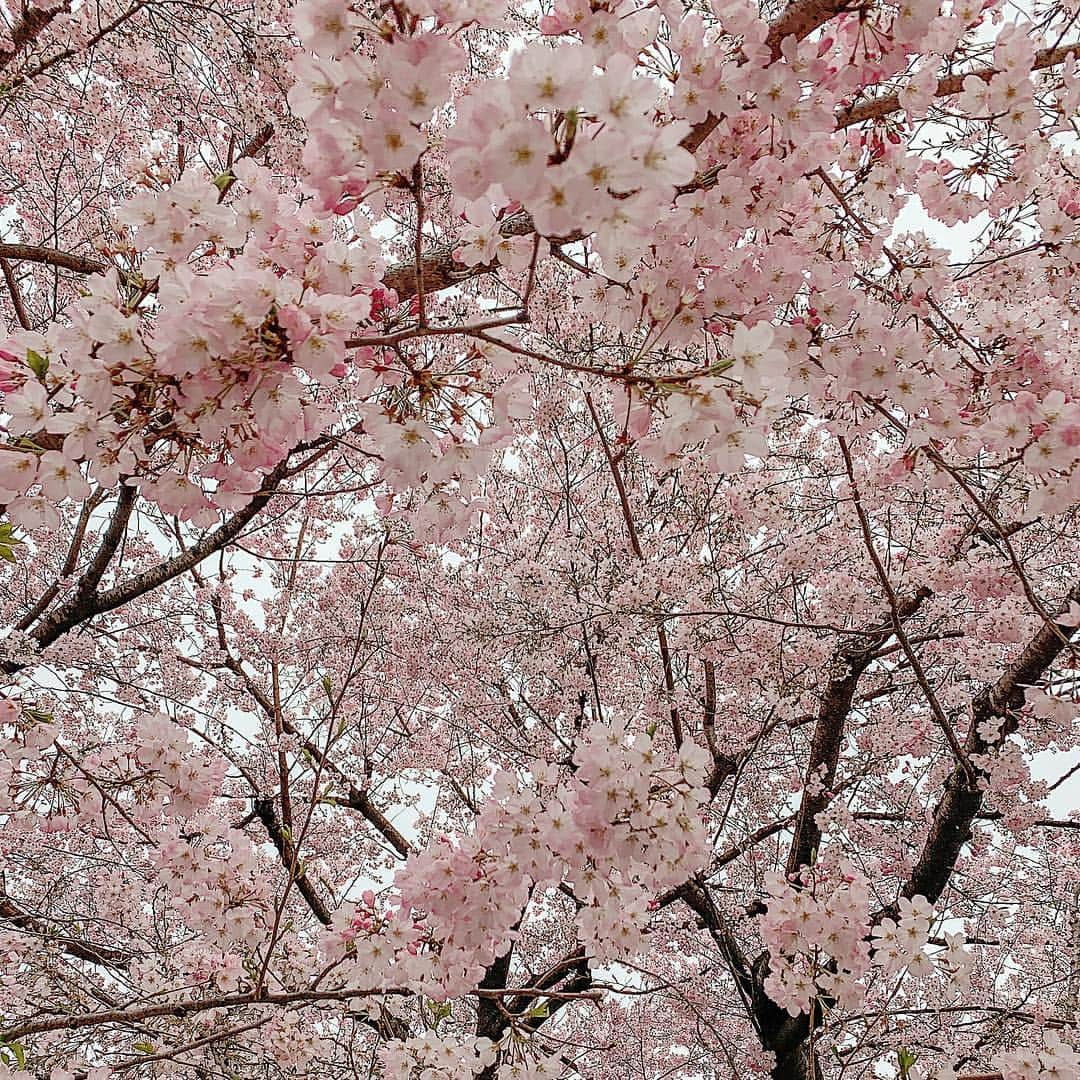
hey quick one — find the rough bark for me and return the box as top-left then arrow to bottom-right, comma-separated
892,581 -> 1080,912
786,589 -> 930,876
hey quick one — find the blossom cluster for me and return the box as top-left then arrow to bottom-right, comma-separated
0,703 -> 222,836
989,1031 -> 1079,1080
378,1033 -> 497,1080
907,1031 -> 1080,1080
134,711 -> 228,818
393,723 -> 711,994
152,818 -> 269,948
0,165 -> 375,528
760,865 -> 963,1016
759,864 -> 874,1015
322,888 -> 434,988
377,1031 -> 565,1080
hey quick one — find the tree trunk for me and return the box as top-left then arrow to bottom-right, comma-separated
771,1042 -> 822,1080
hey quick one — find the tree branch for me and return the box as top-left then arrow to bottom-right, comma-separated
252,796 -> 333,926
888,580 -> 1080,915
0,2 -> 70,71
0,257 -> 31,329
14,460 -> 293,668
786,588 -> 930,876
0,243 -> 109,277
0,889 -> 130,967
837,41 -> 1080,128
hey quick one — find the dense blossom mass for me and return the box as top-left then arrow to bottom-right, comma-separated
0,0 -> 1078,1078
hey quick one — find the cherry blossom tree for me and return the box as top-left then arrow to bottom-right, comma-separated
0,0 -> 1078,1078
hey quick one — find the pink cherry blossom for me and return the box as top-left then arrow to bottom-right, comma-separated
0,1 -> 1077,1078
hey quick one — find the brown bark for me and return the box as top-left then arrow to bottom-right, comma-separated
891,581 -> 1080,913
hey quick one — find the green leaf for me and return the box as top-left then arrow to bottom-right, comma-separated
213,171 -> 234,193
0,522 -> 23,563
645,721 -> 658,738
134,1042 -> 156,1054
1,1041 -> 27,1069
897,1048 -> 918,1078
26,349 -> 48,381
526,1003 -> 549,1020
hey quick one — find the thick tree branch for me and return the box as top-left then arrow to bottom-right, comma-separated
838,41 -> 1080,127
0,2 -> 70,71
0,889 -> 130,967
0,257 -> 31,329
839,436 -> 974,779
0,243 -> 109,277
252,796 -> 333,926
889,580 -> 1080,914
786,588 -> 930,875
9,1 -> 146,86
336,785 -> 411,857
0,985 -> 413,1042
702,658 -> 739,793
20,460 -> 293,663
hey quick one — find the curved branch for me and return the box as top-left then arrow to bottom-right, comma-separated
15,460 -> 293,668
889,580 -> 1080,914
838,41 -> 1080,128
786,588 -> 930,876
0,889 -> 130,968
0,243 -> 108,277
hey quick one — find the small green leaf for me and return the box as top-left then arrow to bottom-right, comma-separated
897,1048 -> 918,1078
0,522 -> 24,562
2,1041 -> 27,1069
26,349 -> 48,381
526,1003 -> 549,1020
134,1042 -> 156,1054
213,171 -> 234,193
645,721 -> 658,738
